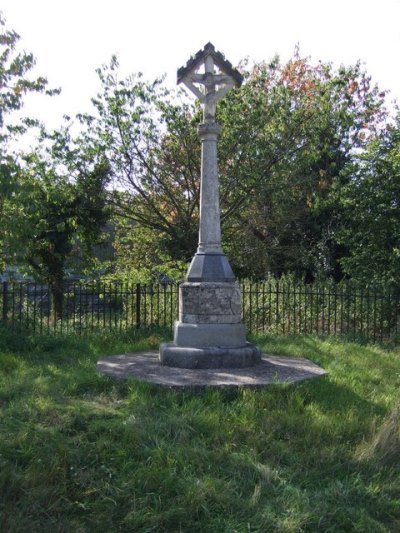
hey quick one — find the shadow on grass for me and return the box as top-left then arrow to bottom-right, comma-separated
1,329 -> 400,531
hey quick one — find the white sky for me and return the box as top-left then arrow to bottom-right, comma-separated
2,0 -> 400,130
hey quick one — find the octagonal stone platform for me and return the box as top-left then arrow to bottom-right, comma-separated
97,352 -> 327,388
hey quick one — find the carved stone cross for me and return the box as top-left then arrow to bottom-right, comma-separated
177,42 -> 242,123
159,43 -> 260,369
177,42 -> 243,278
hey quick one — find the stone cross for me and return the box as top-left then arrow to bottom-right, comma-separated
177,43 -> 243,277
178,44 -> 240,123
159,44 -> 260,369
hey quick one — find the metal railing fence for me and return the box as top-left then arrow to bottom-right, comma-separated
1,279 -> 399,343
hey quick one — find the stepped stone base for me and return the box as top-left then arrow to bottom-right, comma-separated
159,341 -> 261,369
173,322 -> 246,347
161,279 -> 261,369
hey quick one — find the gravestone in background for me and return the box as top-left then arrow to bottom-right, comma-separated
159,43 -> 261,369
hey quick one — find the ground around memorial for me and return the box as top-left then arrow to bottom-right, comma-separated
0,326 -> 399,531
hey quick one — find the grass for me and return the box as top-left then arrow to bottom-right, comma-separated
0,326 -> 400,532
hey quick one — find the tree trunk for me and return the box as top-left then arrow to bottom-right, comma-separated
50,277 -> 64,322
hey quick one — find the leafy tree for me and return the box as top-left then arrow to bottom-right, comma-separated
0,15 -> 111,315
0,12 -> 59,271
111,220 -> 187,283
80,52 -> 387,280
78,57 -> 201,263
0,13 -> 57,136
217,53 -> 387,279
337,116 -> 400,285
1,126 -> 111,318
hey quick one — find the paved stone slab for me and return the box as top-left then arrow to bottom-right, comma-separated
96,352 -> 327,388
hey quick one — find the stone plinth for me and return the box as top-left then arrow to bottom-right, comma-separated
159,281 -> 261,369
179,281 -> 242,324
159,342 -> 261,369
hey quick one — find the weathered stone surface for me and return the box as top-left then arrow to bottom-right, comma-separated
179,282 -> 242,323
159,342 -> 261,369
186,253 -> 235,282
97,351 -> 327,387
173,322 -> 246,347
182,314 -> 242,324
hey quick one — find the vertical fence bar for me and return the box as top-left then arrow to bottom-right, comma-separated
268,280 -> 272,330
282,282 -> 286,335
346,282 -> 350,337
2,281 -> 8,324
130,283 -> 134,328
136,283 -> 141,328
380,287 -> 384,344
261,281 -> 266,333
359,286 -> 364,341
353,284 -> 357,341
373,288 -> 377,343
39,284 -> 43,335
163,285 -> 167,328
248,281 -> 253,335
327,283 -> 331,336
114,283 -> 118,331
366,286 -> 370,343
103,281 -> 106,330
388,285 -> 392,341
293,281 -> 296,334
18,283 -> 23,330
144,285 -> 148,326
333,284 -> 337,336
33,283 -> 37,333
275,280 -> 279,334
340,284 -> 344,336
169,284 -> 173,330
11,282 -> 15,328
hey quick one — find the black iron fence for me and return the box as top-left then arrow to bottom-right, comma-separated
1,280 -> 399,343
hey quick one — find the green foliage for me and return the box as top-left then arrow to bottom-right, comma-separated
217,52 -> 387,279
338,115 -> 400,285
0,13 -> 59,145
0,331 -> 400,531
0,125 -> 111,316
111,221 -> 188,283
81,51 -> 388,281
78,57 -> 201,263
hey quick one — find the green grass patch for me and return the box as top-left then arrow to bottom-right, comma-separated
1,326 -> 399,531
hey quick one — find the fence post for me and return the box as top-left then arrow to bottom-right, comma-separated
136,283 -> 141,328
2,281 -> 8,324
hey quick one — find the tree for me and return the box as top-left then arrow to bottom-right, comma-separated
80,51 -> 387,280
78,57 -> 201,263
216,53 -> 387,279
1,124 -> 111,318
0,12 -> 59,271
0,13 -> 58,129
337,116 -> 400,285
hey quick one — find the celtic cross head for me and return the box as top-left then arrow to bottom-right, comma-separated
177,42 -> 243,122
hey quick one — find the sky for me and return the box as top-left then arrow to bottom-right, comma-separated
1,0 -> 400,131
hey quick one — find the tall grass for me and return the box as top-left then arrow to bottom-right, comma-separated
0,326 -> 399,531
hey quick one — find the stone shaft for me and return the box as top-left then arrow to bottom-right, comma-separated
197,122 -> 222,254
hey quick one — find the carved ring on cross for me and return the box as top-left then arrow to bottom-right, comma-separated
177,42 -> 243,122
